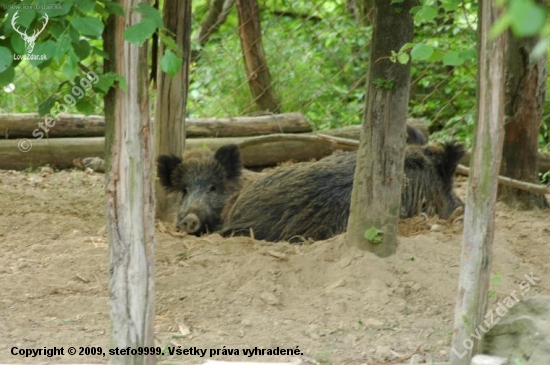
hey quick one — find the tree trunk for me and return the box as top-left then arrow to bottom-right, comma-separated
346,0 -> 414,257
196,0 -> 235,48
236,0 -> 281,113
449,1 -> 507,364
106,1 -> 156,364
155,0 -> 192,221
500,33 -> 548,208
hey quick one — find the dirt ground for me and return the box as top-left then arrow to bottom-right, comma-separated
0,168 -> 548,364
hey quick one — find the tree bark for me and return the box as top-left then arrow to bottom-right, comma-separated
0,114 -> 105,138
155,0 -> 191,221
0,113 -> 310,138
236,0 -> 281,113
500,33 -> 548,208
196,0 -> 235,47
449,1 -> 507,364
346,0 -> 414,257
106,1 -> 156,364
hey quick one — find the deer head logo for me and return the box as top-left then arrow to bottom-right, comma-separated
11,11 -> 49,54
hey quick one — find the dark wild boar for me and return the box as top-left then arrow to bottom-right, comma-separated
157,145 -> 250,235
221,142 -> 465,242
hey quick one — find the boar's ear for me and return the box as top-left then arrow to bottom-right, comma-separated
436,142 -> 465,181
214,144 -> 242,180
157,154 -> 182,191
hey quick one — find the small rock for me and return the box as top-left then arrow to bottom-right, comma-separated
409,354 -> 423,363
411,283 -> 422,292
374,345 -> 391,359
40,166 -> 54,174
260,292 -> 280,306
326,278 -> 346,292
430,224 -> 442,232
364,318 -> 384,328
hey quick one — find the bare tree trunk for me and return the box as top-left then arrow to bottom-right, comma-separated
236,0 -> 281,113
346,0 -> 414,257
500,33 -> 548,208
106,1 -> 156,364
155,0 -> 192,221
449,1 -> 507,364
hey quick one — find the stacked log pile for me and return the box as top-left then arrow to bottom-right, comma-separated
0,113 -> 549,178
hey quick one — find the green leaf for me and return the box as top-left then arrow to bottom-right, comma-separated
12,9 -> 36,28
10,33 -> 25,55
399,42 -> 414,53
414,6 -> 438,23
104,1 -> 125,16
53,35 -> 72,63
29,40 -> 57,67
397,52 -> 410,64
75,0 -> 96,13
161,50 -> 183,76
0,46 -> 13,73
442,51 -> 464,66
509,0 -> 546,37
440,0 -> 461,12
428,49 -> 445,62
135,2 -> 163,28
124,18 -> 157,45
75,98 -> 96,115
159,32 -> 182,57
0,65 -> 15,88
72,40 -> 91,59
71,17 -> 104,37
61,49 -> 79,80
411,43 -> 434,61
489,13 -> 512,39
38,96 -> 56,117
364,227 -> 384,244
458,49 -> 476,62
391,0 -> 405,3
93,72 -> 118,93
42,1 -> 74,17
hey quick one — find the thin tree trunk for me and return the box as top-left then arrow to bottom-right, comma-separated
236,0 -> 281,113
449,1 -> 507,364
155,0 -> 192,221
346,0 -> 414,257
500,34 -> 548,208
106,1 -> 156,364
196,0 -> 235,47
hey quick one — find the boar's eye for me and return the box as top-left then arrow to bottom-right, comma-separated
182,187 -> 188,195
209,185 -> 216,192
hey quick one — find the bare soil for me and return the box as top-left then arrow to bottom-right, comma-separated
0,168 -> 548,364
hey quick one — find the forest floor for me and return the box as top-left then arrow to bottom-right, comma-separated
0,168 -> 548,364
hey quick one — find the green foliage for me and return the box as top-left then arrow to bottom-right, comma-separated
188,4 -> 369,129
491,0 -> 547,38
364,227 -> 384,244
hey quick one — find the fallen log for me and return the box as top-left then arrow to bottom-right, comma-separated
239,133 -> 358,166
0,113 -> 311,138
0,114 -> 105,138
1,135 -> 549,183
0,134 -> 355,170
459,149 -> 550,176
313,118 -> 429,141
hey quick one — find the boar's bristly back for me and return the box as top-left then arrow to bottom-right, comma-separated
157,154 -> 183,191
214,144 -> 242,181
436,142 -> 465,185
